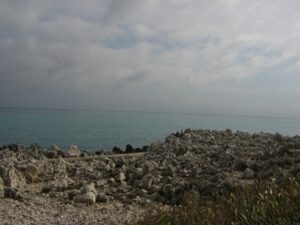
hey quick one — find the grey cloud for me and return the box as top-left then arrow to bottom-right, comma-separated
0,0 -> 300,117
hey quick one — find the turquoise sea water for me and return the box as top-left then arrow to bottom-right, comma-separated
0,108 -> 300,151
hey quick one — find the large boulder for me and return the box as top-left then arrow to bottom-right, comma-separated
2,166 -> 26,189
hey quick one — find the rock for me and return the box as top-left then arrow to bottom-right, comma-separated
67,145 -> 81,157
1,129 -> 300,208
96,179 -> 107,187
49,144 -> 60,151
107,178 -> 116,184
67,189 -> 81,200
0,177 -> 4,198
2,166 -> 26,189
96,193 -> 108,203
46,145 -> 65,158
40,157 -> 68,179
143,161 -> 157,173
42,177 -> 71,193
142,174 -> 155,190
243,168 -> 255,179
4,187 -> 24,200
135,168 -> 144,178
73,192 -> 96,204
23,164 -> 40,183
27,144 -> 45,159
116,172 -> 126,182
81,183 -> 97,195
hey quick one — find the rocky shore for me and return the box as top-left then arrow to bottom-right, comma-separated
0,129 -> 299,225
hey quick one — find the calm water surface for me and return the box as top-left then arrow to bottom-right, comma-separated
0,108 -> 300,151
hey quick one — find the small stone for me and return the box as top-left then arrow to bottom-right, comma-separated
135,168 -> 144,178
243,168 -> 255,179
96,193 -> 108,203
116,172 -> 126,182
73,192 -> 96,204
96,180 -> 107,187
142,174 -> 155,190
67,145 -> 81,157
107,178 -> 116,184
4,187 -> 24,200
81,183 -> 97,195
68,189 -> 81,200
42,177 -> 69,193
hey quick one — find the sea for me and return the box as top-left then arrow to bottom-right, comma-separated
0,108 -> 300,151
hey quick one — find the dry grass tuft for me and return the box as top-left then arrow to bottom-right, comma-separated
134,177 -> 300,225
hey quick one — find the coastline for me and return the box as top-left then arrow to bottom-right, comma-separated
0,129 -> 299,224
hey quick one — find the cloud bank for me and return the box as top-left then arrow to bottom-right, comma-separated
0,0 -> 300,117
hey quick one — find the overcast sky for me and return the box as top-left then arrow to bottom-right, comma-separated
0,0 -> 300,117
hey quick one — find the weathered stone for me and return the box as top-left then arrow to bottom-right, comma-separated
142,174 -> 155,190
73,192 -> 96,204
96,193 -> 108,203
4,187 -> 24,200
135,168 -> 144,178
81,183 -> 97,195
3,166 -> 26,189
67,145 -> 81,157
243,168 -> 255,179
23,164 -> 40,183
46,145 -> 65,158
143,161 -> 157,173
40,157 -> 68,180
107,178 -> 116,184
67,189 -> 81,200
115,172 -> 126,182
42,177 -> 70,193
96,179 -> 107,187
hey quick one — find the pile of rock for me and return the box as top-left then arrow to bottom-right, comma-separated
0,129 -> 299,206
123,129 -> 300,203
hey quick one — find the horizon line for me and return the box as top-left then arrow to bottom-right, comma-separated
0,106 -> 299,120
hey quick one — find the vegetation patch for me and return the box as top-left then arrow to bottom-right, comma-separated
134,177 -> 300,225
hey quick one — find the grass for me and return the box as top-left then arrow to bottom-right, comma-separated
133,177 -> 300,225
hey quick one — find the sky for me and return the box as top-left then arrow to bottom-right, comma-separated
0,0 -> 300,117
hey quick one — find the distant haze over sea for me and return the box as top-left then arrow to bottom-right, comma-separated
0,108 -> 299,151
